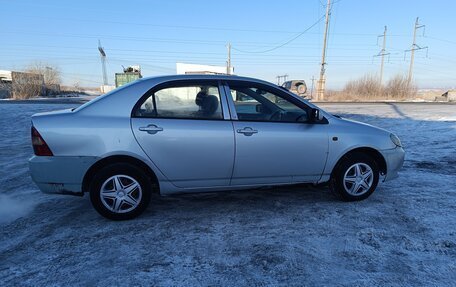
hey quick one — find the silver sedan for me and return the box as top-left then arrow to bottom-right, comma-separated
29,75 -> 404,220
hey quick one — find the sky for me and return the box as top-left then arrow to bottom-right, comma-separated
1,0 -> 455,89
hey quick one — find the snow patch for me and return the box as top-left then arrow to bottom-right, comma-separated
0,194 -> 36,224
434,117 -> 456,122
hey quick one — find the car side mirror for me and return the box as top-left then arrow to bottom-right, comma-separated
309,108 -> 322,122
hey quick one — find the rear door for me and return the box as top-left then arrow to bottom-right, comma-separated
131,80 -> 235,189
225,81 -> 329,186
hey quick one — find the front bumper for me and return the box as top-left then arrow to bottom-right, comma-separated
29,156 -> 98,196
380,147 -> 405,181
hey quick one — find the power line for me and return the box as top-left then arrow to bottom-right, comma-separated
423,35 -> 456,46
0,43 -> 383,56
7,12 -> 326,35
231,14 -> 326,54
1,30 -> 389,51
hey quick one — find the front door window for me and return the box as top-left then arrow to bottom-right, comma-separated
229,85 -> 308,123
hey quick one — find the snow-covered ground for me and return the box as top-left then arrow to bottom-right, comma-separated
0,102 -> 455,286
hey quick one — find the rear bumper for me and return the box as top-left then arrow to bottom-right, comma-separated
380,147 -> 405,182
29,156 -> 98,195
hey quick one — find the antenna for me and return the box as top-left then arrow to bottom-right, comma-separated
98,40 -> 108,86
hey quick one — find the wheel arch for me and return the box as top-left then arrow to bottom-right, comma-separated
331,147 -> 387,176
82,155 -> 160,194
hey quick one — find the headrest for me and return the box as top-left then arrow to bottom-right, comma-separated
195,91 -> 207,106
200,95 -> 219,116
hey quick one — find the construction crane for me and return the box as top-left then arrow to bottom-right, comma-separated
98,40 -> 108,85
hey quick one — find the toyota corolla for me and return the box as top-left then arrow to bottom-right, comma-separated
29,75 -> 404,220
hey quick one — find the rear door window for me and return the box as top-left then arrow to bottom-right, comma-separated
136,84 -> 223,120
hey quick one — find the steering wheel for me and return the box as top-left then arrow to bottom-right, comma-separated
295,113 -> 308,122
269,110 -> 283,121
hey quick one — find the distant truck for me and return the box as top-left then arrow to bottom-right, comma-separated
281,80 -> 307,97
115,65 -> 142,88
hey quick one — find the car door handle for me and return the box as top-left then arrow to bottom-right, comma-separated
237,127 -> 258,136
139,125 -> 163,134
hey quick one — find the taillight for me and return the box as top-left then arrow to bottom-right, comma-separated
31,126 -> 53,156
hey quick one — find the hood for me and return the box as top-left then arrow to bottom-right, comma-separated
335,116 -> 391,136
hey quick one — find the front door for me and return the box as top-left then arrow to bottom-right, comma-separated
225,82 -> 328,186
131,80 -> 234,189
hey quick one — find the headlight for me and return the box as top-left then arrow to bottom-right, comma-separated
390,133 -> 402,147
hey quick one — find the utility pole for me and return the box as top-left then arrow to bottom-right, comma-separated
310,76 -> 315,99
375,26 -> 390,85
317,0 -> 331,101
379,26 -> 387,85
405,17 -> 427,86
98,40 -> 108,86
276,74 -> 288,85
226,43 -> 232,75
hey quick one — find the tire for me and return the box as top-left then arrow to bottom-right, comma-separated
296,83 -> 307,94
89,163 -> 152,220
330,152 -> 380,201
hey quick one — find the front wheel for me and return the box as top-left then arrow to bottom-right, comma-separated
330,153 -> 380,201
89,163 -> 152,220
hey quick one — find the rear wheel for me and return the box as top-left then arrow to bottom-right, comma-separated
330,153 -> 380,201
89,163 -> 152,220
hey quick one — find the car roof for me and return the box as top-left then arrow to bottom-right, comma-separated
76,73 -> 323,117
140,74 -> 275,86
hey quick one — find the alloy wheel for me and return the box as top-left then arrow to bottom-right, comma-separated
343,163 -> 374,196
100,175 -> 142,213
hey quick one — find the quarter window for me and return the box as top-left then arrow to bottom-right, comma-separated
136,85 -> 223,120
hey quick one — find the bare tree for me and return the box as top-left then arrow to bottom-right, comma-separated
24,62 -> 62,96
25,61 -> 61,86
330,73 -> 417,101
384,74 -> 417,100
73,81 -> 81,93
0,81 -> 12,99
11,71 -> 44,99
